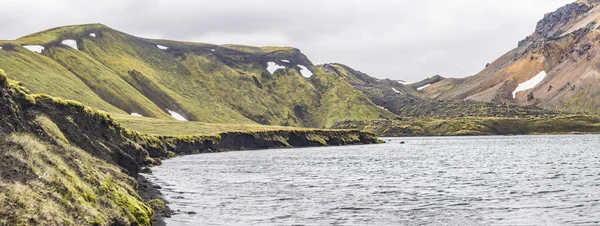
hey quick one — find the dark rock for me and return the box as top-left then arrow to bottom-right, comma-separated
527,92 -> 535,101
141,167 -> 152,174
187,211 -> 197,215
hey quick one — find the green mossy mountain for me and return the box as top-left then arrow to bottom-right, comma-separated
0,24 -> 392,128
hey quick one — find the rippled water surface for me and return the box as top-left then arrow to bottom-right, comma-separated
148,135 -> 600,225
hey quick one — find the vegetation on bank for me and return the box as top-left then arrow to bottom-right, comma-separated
333,115 -> 600,137
0,70 -> 381,225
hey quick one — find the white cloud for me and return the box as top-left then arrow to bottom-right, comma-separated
0,0 -> 573,82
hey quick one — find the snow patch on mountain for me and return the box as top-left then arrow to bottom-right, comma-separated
61,40 -> 78,50
89,33 -> 96,37
131,113 -> 143,117
417,84 -> 431,91
267,62 -> 285,74
23,45 -> 44,53
513,71 -> 547,98
157,45 -> 169,50
297,65 -> 313,78
167,109 -> 188,121
377,105 -> 389,111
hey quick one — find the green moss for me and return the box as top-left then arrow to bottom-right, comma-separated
36,115 -> 69,143
0,69 -> 7,86
147,199 -> 167,212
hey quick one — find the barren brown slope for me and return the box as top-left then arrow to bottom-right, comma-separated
425,0 -> 600,114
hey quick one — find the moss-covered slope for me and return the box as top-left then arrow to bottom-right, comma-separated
0,24 -> 391,128
0,70 -> 157,225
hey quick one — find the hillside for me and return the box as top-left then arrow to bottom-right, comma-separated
0,24 -> 393,128
424,0 -> 600,114
326,63 -> 555,118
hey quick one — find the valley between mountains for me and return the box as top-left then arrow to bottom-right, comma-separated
3,0 -> 600,225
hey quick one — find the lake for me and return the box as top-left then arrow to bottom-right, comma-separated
146,135 -> 600,225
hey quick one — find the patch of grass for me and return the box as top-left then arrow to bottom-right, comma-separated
112,113 -> 321,136
35,115 -> 68,143
147,199 -> 167,212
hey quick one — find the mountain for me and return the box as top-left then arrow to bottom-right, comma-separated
327,63 -> 553,118
0,23 -> 561,130
0,24 -> 393,128
424,0 -> 600,114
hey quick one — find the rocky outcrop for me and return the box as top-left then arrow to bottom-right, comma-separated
425,0 -> 600,115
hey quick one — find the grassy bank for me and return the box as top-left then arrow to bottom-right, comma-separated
112,114 -> 317,136
332,115 -> 600,137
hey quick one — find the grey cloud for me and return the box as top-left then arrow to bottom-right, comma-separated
0,0 -> 574,82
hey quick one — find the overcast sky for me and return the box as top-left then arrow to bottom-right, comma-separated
0,0 -> 573,82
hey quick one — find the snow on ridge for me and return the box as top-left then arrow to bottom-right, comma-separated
297,65 -> 313,78
167,109 -> 188,121
267,62 -> 285,74
281,60 -> 290,63
211,49 -> 216,52
157,45 -> 169,50
23,45 -> 44,53
377,105 -> 389,111
417,84 -> 431,91
131,113 -> 143,117
512,71 -> 547,98
61,39 -> 78,50
89,33 -> 96,37
392,87 -> 402,94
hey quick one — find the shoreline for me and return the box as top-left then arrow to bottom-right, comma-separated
138,174 -> 170,226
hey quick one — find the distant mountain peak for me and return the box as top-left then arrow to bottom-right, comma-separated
424,0 -> 600,115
